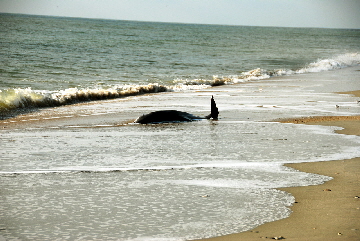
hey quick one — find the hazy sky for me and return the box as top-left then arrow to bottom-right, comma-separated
1,0 -> 360,29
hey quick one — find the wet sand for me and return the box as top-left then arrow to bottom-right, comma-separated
200,90 -> 360,241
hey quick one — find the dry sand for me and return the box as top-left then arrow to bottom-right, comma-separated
200,90 -> 360,241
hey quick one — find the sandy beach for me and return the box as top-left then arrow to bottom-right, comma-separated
201,91 -> 360,241
2,13 -> 360,241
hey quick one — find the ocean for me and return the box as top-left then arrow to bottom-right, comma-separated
1,13 -> 360,240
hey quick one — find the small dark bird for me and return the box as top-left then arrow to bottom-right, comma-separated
134,96 -> 219,124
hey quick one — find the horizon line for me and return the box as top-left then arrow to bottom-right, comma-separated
1,12 -> 359,31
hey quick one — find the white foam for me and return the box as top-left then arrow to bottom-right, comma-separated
0,162 -> 282,175
296,53 -> 360,73
0,84 -> 170,112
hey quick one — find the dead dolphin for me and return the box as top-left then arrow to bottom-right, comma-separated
134,96 -> 219,124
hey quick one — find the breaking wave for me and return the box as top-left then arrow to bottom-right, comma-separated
1,53 -> 359,115
0,84 -> 169,114
296,52 -> 360,73
174,53 -> 360,86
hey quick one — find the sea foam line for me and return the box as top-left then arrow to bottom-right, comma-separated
0,162 -> 285,175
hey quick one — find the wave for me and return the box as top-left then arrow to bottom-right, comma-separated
0,84 -> 170,114
173,68 -> 271,86
295,52 -> 360,74
1,53 -> 359,115
173,53 -> 360,85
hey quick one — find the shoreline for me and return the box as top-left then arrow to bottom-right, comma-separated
199,89 -> 360,241
1,84 -> 359,240
200,117 -> 360,241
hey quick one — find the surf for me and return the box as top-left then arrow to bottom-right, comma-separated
1,53 -> 359,118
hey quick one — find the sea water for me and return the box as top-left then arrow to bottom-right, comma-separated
1,14 -> 360,240
1,13 -> 360,112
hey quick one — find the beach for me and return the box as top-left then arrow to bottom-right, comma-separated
201,91 -> 360,241
1,72 -> 360,241
1,14 -> 360,240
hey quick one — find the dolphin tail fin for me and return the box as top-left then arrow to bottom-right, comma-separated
205,95 -> 219,119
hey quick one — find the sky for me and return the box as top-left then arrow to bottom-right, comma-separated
1,0 -> 360,29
